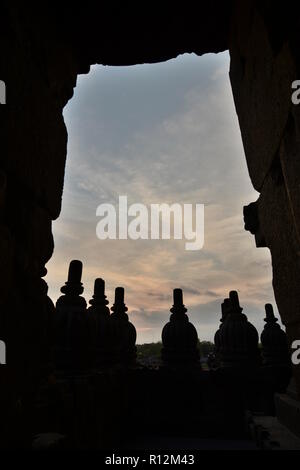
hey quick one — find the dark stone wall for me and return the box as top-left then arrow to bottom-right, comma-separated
0,5 -> 78,400
229,0 -> 300,393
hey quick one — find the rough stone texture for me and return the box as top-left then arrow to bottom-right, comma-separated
258,172 -> 300,393
229,1 -> 300,396
0,6 -> 78,433
280,106 -> 300,248
229,0 -> 297,191
248,414 -> 300,450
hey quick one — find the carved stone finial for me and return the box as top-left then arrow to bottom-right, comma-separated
261,303 -> 290,367
264,303 -> 277,324
115,286 -> 125,304
89,278 -> 109,313
60,260 -> 84,296
54,260 -> 87,371
221,298 -> 232,321
229,290 -> 243,313
218,290 -> 259,368
174,288 -> 182,303
214,298 -> 232,362
87,278 -> 111,368
170,288 -> 187,318
111,287 -> 128,319
161,289 -> 200,366
95,277 -> 105,296
109,287 -> 136,365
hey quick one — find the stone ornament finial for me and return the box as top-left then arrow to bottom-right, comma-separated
111,287 -> 128,319
60,259 -> 84,296
94,277 -> 105,296
87,278 -> 111,369
264,303 -> 277,323
229,290 -> 243,314
170,288 -> 188,319
214,297 -> 232,361
109,287 -> 136,365
161,288 -> 200,366
261,303 -> 290,367
221,298 -> 232,321
217,290 -> 259,368
89,278 -> 110,314
54,260 -> 88,372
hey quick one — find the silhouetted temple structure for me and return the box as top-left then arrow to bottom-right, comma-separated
161,288 -> 199,366
261,304 -> 290,367
217,291 -> 260,368
87,278 -> 111,368
110,287 -> 137,366
2,0 -> 300,450
214,297 -> 232,365
54,260 -> 88,372
19,260 -> 289,449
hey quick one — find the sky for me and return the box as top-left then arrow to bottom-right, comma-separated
45,51 -> 280,344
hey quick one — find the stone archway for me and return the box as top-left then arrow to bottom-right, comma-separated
1,0 -> 300,412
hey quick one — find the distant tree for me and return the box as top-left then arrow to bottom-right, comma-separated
136,340 -> 215,360
137,342 -> 162,360
198,340 -> 214,357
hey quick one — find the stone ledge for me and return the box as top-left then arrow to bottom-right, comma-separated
249,414 -> 300,450
275,392 -> 300,438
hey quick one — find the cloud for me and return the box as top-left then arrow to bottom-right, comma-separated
46,52 -> 281,344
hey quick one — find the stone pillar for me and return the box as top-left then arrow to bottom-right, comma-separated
214,298 -> 231,361
54,260 -> 88,372
259,304 -> 291,403
261,304 -> 290,367
87,278 -> 111,368
110,287 -> 136,366
218,291 -> 260,368
161,288 -> 200,366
